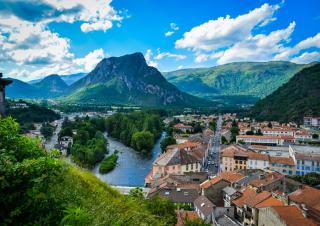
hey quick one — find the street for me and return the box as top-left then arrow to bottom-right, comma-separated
205,115 -> 223,175
44,118 -> 63,151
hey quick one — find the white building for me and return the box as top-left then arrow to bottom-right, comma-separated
304,116 -> 320,128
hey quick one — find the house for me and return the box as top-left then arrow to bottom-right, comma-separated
147,177 -> 200,207
194,195 -> 215,223
0,73 -> 12,116
222,186 -> 241,207
288,186 -> 320,223
269,156 -> 296,176
247,152 -> 270,170
290,145 -> 320,175
248,172 -> 284,192
258,205 -> 317,226
176,210 -> 199,226
200,172 -> 245,205
174,123 -> 194,133
304,116 -> 320,128
294,130 -> 313,142
59,136 -> 73,155
232,187 -> 272,225
220,145 -> 250,172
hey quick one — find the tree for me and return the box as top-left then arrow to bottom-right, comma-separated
193,122 -> 202,133
230,120 -> 239,142
209,120 -> 216,131
129,187 -> 144,200
221,136 -> 228,144
268,122 -> 273,128
40,122 -> 54,139
256,129 -> 263,136
160,136 -> 177,152
185,218 -> 211,226
312,134 -> 319,139
145,196 -> 176,225
131,131 -> 154,152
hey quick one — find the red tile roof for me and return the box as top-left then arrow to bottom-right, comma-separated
272,206 -> 317,226
233,187 -> 272,208
249,172 -> 284,188
270,156 -> 295,165
255,196 -> 284,208
176,210 -> 199,226
288,186 -> 320,212
201,172 -> 245,189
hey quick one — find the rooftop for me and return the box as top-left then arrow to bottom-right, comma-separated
194,195 -> 215,217
249,172 -> 284,188
288,186 -> 320,212
272,206 -> 317,226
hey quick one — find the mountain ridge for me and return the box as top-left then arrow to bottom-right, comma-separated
250,62 -> 320,123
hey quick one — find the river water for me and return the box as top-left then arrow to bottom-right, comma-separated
92,132 -> 165,186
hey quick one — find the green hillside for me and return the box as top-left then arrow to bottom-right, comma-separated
62,52 -> 212,107
164,61 -> 306,101
250,63 -> 320,123
0,117 -> 172,225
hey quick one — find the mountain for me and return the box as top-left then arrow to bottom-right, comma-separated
250,63 -> 320,123
29,73 -> 86,85
34,74 -> 68,97
6,78 -> 42,99
60,72 -> 86,85
164,62 -> 307,103
63,52 -> 211,107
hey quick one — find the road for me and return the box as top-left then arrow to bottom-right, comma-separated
44,118 -> 63,151
205,115 -> 223,175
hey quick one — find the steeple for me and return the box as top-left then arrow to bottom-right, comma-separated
0,73 -> 12,116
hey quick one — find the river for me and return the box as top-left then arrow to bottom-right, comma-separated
92,132 -> 165,187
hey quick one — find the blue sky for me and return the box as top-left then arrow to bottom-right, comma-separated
0,0 -> 319,81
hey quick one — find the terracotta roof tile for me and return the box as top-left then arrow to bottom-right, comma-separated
272,206 -> 317,226
249,172 -> 284,188
176,210 -> 199,226
255,196 -> 284,208
288,186 -> 320,211
270,156 -> 295,165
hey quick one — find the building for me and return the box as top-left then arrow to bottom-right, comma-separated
247,152 -> 270,170
262,127 -> 295,137
220,145 -> 250,172
290,145 -> 320,175
294,130 -> 313,142
236,135 -> 293,146
269,156 -> 296,176
304,116 -> 320,128
174,123 -> 194,133
194,195 -> 215,223
0,73 -> 12,116
288,186 -> 320,223
248,172 -> 284,192
200,172 -> 245,205
258,205 -> 316,226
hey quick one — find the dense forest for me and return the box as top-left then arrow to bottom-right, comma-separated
59,117 -> 108,168
106,111 -> 163,153
0,117 -> 177,225
250,63 -> 320,123
6,101 -> 60,133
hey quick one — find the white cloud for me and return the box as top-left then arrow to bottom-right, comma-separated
215,22 -> 296,64
175,2 -> 320,64
164,22 -> 179,37
177,65 -> 183,69
176,3 -> 280,51
145,49 -> 158,67
154,52 -> 186,60
165,31 -> 174,37
291,52 -> 320,64
0,0 -> 124,80
170,23 -> 179,31
74,49 -> 105,71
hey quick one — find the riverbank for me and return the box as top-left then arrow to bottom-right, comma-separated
93,132 -> 165,186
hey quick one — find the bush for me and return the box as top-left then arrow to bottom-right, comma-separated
99,151 -> 119,174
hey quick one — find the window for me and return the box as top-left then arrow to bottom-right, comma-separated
186,165 -> 188,170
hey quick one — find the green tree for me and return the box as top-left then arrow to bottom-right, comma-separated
312,134 -> 319,139
145,196 -> 176,225
129,187 -> 144,200
131,131 -> 154,152
40,122 -> 54,139
185,218 -> 211,226
221,136 -> 228,144
160,136 -> 177,152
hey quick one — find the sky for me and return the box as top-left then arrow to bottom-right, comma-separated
0,0 -> 319,81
